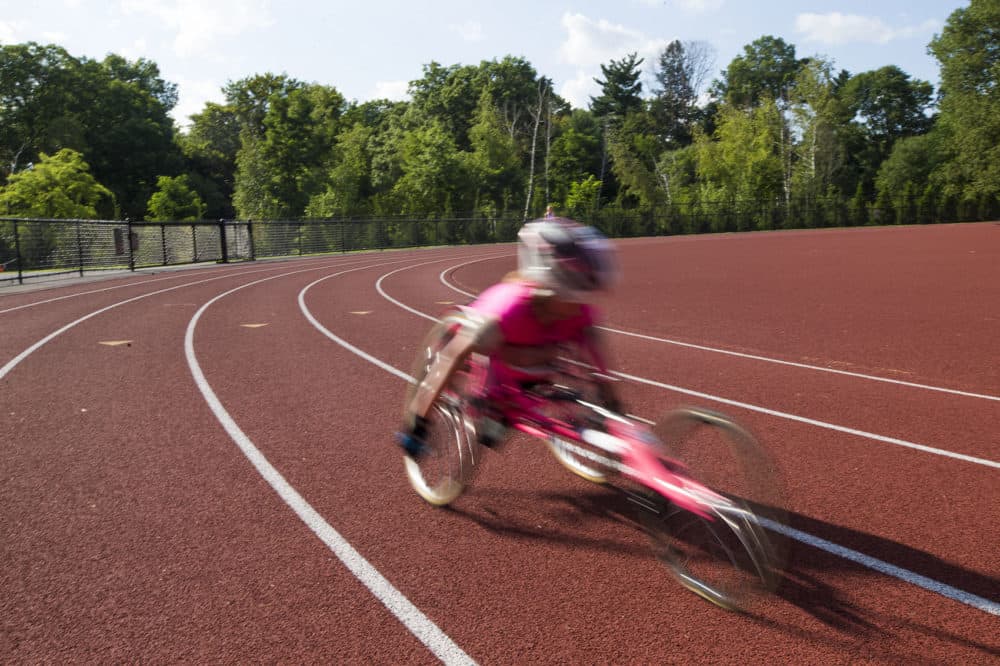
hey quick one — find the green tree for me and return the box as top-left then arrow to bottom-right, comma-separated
875,131 -> 950,202
929,0 -> 1000,199
71,54 -> 182,219
590,53 -> 645,119
0,148 -> 112,218
0,43 -> 79,177
650,40 -> 713,147
407,61 -> 482,151
363,102 -> 410,215
657,144 -> 700,208
841,65 -> 933,188
306,123 -> 374,217
223,73 -> 302,138
463,90 -> 521,215
179,102 -> 241,219
392,120 -> 465,216
231,78 -> 345,219
547,110 -> 602,207
146,175 -> 207,221
606,112 -> 665,210
789,58 -> 850,198
564,175 -> 602,218
713,36 -> 804,108
0,43 -> 182,219
695,100 -> 784,225
481,56 -> 546,145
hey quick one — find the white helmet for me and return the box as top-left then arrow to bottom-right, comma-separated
517,218 -> 618,299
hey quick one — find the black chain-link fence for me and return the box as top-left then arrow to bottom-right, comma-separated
3,194 -> 997,286
0,219 -> 254,286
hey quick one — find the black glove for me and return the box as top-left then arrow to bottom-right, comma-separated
596,381 -> 623,414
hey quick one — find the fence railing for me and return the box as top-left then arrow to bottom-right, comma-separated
2,194 -> 997,286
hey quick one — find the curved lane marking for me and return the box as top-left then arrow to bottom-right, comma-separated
609,369 -> 1000,469
438,263 -> 1000,403
190,258 -> 476,666
438,258 -> 1000,469
303,261 -> 1000,618
760,518 -> 1000,616
2,250 -> 477,664
0,256 -> 385,381
0,266 -> 235,315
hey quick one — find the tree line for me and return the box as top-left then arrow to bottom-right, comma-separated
1,0 -> 998,231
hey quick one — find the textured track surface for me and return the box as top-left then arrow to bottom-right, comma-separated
3,224 -> 998,664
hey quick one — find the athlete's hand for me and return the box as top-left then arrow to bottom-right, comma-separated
596,380 -> 623,414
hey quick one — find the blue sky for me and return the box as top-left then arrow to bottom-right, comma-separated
1,0 -> 966,127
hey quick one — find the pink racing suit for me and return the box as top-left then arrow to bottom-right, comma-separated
466,280 -> 606,400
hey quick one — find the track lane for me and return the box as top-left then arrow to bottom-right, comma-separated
5,228 -> 999,663
1,253 -> 459,662
0,259 -> 354,366
278,252 -> 998,660
450,225 -> 1000,397
377,256 -> 1000,595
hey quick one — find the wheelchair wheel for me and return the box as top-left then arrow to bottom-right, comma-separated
638,407 -> 787,611
402,309 -> 481,505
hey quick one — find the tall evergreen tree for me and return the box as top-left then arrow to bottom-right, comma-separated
590,53 -> 645,120
650,40 -> 713,147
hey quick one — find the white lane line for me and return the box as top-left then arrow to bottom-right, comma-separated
760,518 -> 1000,616
303,270 -> 1000,618
0,268 -> 227,314
612,369 -> 1000,469
600,327 -> 1000,402
0,249 -> 463,316
0,257 -> 377,381
438,266 -> 1000,403
414,260 -> 1000,469
376,252 -> 509,324
190,259 -> 475,666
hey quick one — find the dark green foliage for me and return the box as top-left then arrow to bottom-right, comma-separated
590,53 -> 645,119
3,23 -> 996,236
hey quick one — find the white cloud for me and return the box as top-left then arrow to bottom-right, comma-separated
371,80 -> 410,102
558,70 -> 596,110
448,20 -> 484,42
634,0 -> 722,10
120,38 -> 149,60
120,0 -> 274,57
795,12 -> 939,45
557,12 -> 669,109
671,0 -> 724,13
170,76 -> 223,128
42,31 -> 67,42
0,20 -> 25,42
559,13 -> 665,68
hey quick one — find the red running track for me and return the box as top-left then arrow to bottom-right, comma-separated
2,224 -> 998,664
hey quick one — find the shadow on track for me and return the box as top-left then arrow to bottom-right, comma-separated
446,484 -> 999,659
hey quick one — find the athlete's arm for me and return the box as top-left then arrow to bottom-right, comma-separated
405,314 -> 502,424
580,325 -> 623,412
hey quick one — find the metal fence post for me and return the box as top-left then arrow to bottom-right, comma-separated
219,219 -> 229,263
160,223 -> 167,265
13,221 -> 23,285
191,223 -> 198,262
247,220 -> 256,261
127,218 -> 135,271
76,219 -> 85,276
